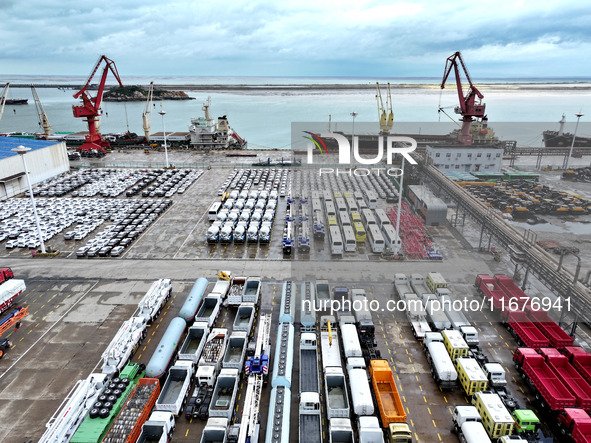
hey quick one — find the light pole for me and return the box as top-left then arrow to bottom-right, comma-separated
350,111 -> 358,162
12,145 -> 46,254
159,108 -> 170,168
564,112 -> 584,170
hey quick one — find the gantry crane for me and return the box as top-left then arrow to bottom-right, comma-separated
440,51 -> 486,145
376,82 -> 394,133
72,55 -> 123,155
31,85 -> 52,137
142,81 -> 154,142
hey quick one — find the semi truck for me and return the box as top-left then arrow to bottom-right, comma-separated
369,359 -> 411,442
155,360 -> 194,416
226,276 -> 247,306
564,347 -> 591,384
394,273 -> 415,299
300,332 -> 319,394
403,293 -> 431,341
0,267 -> 14,284
513,347 -> 576,410
209,368 -> 240,420
475,274 -> 508,311
222,330 -> 248,370
423,295 -> 451,331
136,411 -> 175,443
102,378 -> 160,443
137,279 -> 172,323
199,328 -> 229,373
0,278 -> 25,315
501,310 -> 550,350
352,289 -> 377,347
211,273 -> 231,299
233,302 -> 255,332
178,322 -> 209,363
525,306 -> 574,348
424,332 -> 457,390
194,294 -> 222,327
436,289 -> 479,346
410,273 -> 433,299
101,316 -> 147,376
495,275 -> 529,310
340,322 -> 362,358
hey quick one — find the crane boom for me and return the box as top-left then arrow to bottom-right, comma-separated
31,85 -> 52,136
0,83 -> 9,126
440,51 -> 485,145
142,81 -> 154,142
72,55 -> 124,155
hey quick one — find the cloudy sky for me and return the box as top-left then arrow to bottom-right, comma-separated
1,0 -> 590,78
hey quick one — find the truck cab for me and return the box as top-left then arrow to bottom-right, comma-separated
482,362 -> 507,388
460,325 -> 479,347
512,409 -> 540,436
452,405 -> 481,433
196,365 -> 217,387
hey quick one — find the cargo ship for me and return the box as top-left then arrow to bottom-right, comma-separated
3,98 -> 28,105
189,97 -> 247,150
543,114 -> 591,148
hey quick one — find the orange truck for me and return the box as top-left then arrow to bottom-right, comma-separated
369,359 -> 412,442
102,378 -> 160,443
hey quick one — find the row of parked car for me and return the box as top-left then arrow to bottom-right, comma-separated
218,168 -> 290,197
134,169 -> 203,198
1,197 -> 128,250
75,200 -> 172,258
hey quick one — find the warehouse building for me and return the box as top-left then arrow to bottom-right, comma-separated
0,137 -> 69,199
407,185 -> 448,226
425,144 -> 503,172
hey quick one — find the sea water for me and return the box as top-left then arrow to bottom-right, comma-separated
0,76 -> 590,150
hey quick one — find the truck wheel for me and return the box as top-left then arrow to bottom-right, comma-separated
99,408 -> 110,419
93,401 -> 103,410
113,389 -> 122,397
116,383 -> 126,391
98,395 -> 108,402
120,378 -> 130,385
103,401 -> 113,410
107,395 -> 117,402
103,389 -> 113,396
108,382 -> 117,390
112,378 -> 121,385
89,408 -> 100,419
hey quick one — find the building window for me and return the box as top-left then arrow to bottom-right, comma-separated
446,153 -> 451,158
477,153 -> 482,158
455,165 -> 460,169
467,153 -> 472,159
456,153 -> 461,158
445,165 -> 450,169
496,153 -> 501,158
487,153 -> 492,158
435,153 -> 440,158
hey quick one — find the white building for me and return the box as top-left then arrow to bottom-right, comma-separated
425,144 -> 503,172
0,137 -> 69,199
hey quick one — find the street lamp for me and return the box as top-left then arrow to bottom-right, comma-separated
159,108 -> 170,168
564,112 -> 584,170
350,112 -> 358,162
11,145 -> 46,253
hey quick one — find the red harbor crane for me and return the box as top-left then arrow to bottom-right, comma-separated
440,51 -> 486,145
72,55 -> 123,155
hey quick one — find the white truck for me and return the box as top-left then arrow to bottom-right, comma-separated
195,294 -> 222,327
437,289 -> 480,346
222,330 -> 248,370
209,368 -> 240,420
424,332 -> 457,390
409,273 -> 433,299
201,417 -> 228,443
423,295 -> 452,330
329,418 -> 355,443
137,278 -> 172,323
300,332 -> 320,394
233,302 -> 255,332
299,392 -> 322,443
136,411 -> 175,443
482,362 -> 507,388
242,277 -> 261,304
39,373 -> 108,443
340,323 -> 362,358
178,322 -> 209,363
357,416 -> 385,443
324,366 -> 351,419
101,316 -> 147,376
394,273 -> 415,299
226,276 -> 247,306
210,275 -> 231,300
199,328 -> 229,373
196,365 -> 217,387
452,405 -> 491,443
348,368 -> 374,415
155,360 -> 194,416
403,293 -> 432,341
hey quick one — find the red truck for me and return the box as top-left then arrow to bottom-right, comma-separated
514,348 -> 576,411
495,275 -> 529,310
501,310 -> 550,350
525,306 -> 574,349
475,274 -> 509,310
557,408 -> 591,443
541,350 -> 591,410
0,267 -> 14,285
564,347 -> 591,385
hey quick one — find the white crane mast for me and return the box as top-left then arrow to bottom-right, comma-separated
31,85 -> 52,136
142,81 -> 154,142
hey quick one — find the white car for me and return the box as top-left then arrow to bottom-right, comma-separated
5,239 -> 19,249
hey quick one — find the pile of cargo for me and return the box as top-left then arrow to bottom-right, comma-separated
386,201 -> 433,259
